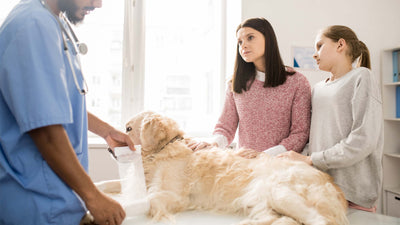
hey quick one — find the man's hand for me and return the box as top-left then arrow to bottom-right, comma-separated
85,190 -> 126,225
29,125 -> 126,225
88,112 -> 135,151
105,128 -> 135,151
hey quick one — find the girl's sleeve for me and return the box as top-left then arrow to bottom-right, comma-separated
213,82 -> 239,146
279,74 -> 312,152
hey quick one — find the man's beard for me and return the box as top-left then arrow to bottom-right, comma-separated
58,0 -> 82,25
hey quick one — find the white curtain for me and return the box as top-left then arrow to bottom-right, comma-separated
122,0 -> 145,123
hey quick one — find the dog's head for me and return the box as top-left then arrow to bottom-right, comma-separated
126,111 -> 184,155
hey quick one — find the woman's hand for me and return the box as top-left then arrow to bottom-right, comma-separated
187,140 -> 217,151
235,148 -> 260,159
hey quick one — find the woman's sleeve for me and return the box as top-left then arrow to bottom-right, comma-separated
279,74 -> 312,152
311,71 -> 383,171
213,82 -> 239,146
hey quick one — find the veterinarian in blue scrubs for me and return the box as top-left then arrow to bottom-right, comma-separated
0,0 -> 134,224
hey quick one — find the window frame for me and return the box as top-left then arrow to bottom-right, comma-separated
122,0 -> 236,138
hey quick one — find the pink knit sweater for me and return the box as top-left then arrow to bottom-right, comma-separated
213,72 -> 311,152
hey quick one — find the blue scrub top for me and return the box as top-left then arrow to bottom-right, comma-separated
0,0 -> 89,224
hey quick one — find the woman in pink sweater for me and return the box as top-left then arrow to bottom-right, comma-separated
191,17 -> 311,155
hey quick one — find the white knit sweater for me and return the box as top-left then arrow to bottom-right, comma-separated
305,67 -> 383,208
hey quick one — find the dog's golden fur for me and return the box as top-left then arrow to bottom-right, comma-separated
107,111 -> 349,225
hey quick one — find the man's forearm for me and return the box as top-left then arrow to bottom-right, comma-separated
87,112 -> 112,139
87,112 -> 135,151
28,125 -> 99,203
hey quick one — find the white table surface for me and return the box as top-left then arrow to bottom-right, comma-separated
119,207 -> 400,225
121,211 -> 242,225
347,209 -> 400,225
107,190 -> 400,225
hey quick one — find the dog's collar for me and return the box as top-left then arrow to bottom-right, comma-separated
157,135 -> 184,153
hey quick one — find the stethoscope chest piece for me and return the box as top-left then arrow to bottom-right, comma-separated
78,43 -> 88,55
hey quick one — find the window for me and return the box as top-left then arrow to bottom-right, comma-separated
1,0 -> 241,139
133,0 -> 241,137
75,1 -> 125,133
0,1 -> 19,23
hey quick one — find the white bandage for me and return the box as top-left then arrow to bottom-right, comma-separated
115,146 -> 149,216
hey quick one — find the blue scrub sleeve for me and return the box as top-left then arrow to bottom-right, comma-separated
0,12 -> 73,133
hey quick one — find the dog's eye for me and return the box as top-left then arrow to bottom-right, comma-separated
126,127 -> 132,132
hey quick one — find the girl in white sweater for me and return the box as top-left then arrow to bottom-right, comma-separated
278,25 -> 383,212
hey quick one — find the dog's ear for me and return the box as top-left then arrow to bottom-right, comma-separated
140,113 -> 184,154
140,114 -> 169,152
126,111 -> 156,145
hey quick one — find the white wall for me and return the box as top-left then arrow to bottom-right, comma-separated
242,0 -> 400,213
88,143 -> 120,182
242,0 -> 400,86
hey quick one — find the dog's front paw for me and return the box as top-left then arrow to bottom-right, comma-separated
271,216 -> 301,225
237,219 -> 261,225
148,205 -> 176,223
95,180 -> 122,194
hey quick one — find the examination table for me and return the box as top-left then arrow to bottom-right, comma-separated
118,210 -> 400,225
107,194 -> 400,225
101,148 -> 400,225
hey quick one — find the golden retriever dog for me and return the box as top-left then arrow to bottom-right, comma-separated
104,111 -> 349,225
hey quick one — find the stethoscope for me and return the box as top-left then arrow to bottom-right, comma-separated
39,0 -> 88,95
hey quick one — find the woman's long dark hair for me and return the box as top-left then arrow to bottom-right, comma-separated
232,18 -> 294,93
